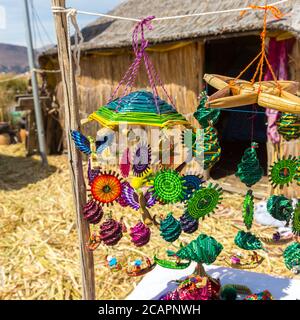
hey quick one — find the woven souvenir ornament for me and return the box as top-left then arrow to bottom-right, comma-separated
193,91 -> 220,128
267,195 -> 293,225
186,183 -> 222,220
174,234 -> 223,265
292,202 -> 300,236
116,182 -> 131,207
151,169 -> 186,203
99,218 -> 123,246
295,161 -> 300,186
244,290 -> 273,300
90,171 -> 122,205
179,211 -> 199,234
88,91 -> 190,129
119,148 -> 131,178
154,255 -> 191,270
236,142 -> 263,187
182,174 -> 204,202
234,230 -> 264,251
82,200 -> 103,224
87,158 -> 100,185
70,130 -> 91,155
243,190 -> 254,230
132,144 -> 151,177
268,156 -> 298,188
160,212 -> 182,242
277,113 -> 300,141
283,242 -> 300,270
130,221 -> 151,247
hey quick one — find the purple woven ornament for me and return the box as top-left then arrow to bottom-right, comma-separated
82,200 -> 103,224
132,144 -> 151,176
122,183 -> 140,210
179,211 -> 199,234
87,159 -> 101,185
99,218 -> 123,246
117,182 -> 131,207
130,221 -> 151,246
144,190 -> 157,208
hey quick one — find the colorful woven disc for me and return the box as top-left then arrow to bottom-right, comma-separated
186,183 -> 222,220
182,174 -> 204,201
91,171 -> 122,205
268,156 -> 298,188
152,169 -> 186,203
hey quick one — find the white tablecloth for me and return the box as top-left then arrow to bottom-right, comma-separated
126,263 -> 300,300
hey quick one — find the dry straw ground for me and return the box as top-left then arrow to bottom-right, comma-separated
0,144 -> 297,300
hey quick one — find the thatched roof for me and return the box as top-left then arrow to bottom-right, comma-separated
45,0 -> 299,55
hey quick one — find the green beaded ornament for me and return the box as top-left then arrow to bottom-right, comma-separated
243,190 -> 254,230
186,183 -> 222,220
152,169 -> 186,203
234,230 -> 264,251
193,91 -> 220,128
160,212 -> 182,242
267,195 -> 293,225
283,242 -> 300,271
236,142 -> 263,187
183,126 -> 221,170
174,234 -> 223,264
277,113 -> 300,141
292,202 -> 300,236
268,156 -> 298,188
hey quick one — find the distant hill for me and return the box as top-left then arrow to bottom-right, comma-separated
0,43 -> 29,74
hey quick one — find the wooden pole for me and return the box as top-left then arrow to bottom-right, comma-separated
51,0 -> 95,300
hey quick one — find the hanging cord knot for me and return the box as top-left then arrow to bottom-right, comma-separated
248,5 -> 284,20
110,15 -> 176,113
66,8 -> 84,76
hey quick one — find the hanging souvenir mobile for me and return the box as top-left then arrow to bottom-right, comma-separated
292,202 -> 300,237
283,242 -> 300,274
242,190 -> 254,231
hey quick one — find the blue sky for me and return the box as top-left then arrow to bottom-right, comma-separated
0,0 -> 124,47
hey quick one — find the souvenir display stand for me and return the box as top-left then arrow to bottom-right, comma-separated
51,1 -> 300,300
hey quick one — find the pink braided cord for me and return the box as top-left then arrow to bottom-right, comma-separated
109,16 -> 176,113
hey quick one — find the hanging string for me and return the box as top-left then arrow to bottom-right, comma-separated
232,4 -> 284,90
51,0 -> 288,22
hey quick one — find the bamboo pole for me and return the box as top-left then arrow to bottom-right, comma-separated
51,0 -> 95,300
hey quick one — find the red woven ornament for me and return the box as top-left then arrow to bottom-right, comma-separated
120,148 -> 131,178
91,171 -> 122,205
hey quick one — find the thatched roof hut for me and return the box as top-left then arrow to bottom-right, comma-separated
40,0 -> 300,198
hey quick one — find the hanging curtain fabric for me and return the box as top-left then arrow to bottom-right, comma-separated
264,37 -> 294,144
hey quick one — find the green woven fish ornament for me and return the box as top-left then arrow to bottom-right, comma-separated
234,230 -> 264,251
277,113 -> 300,141
243,190 -> 254,230
193,91 -> 220,128
175,234 -> 223,264
283,242 -> 300,271
267,195 -> 293,225
186,183 -> 223,220
151,169 -> 186,204
236,142 -> 263,187
160,212 -> 182,243
269,156 -> 298,188
292,202 -> 300,236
